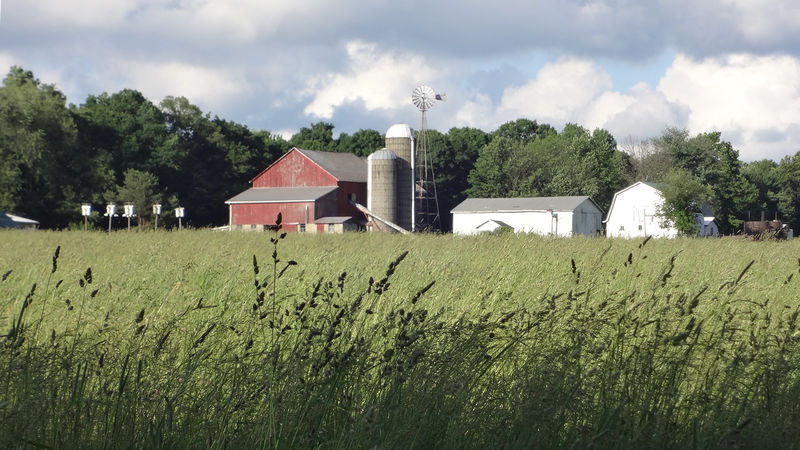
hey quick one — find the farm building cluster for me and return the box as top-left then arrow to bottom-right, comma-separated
224,123 -> 773,239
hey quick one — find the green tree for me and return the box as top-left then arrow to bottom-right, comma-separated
468,121 -> 630,213
712,140 -> 756,233
622,136 -> 674,184
492,118 -> 556,144
255,130 -> 292,162
72,89 -> 169,182
106,169 -> 161,228
466,136 -> 520,197
568,126 -> 631,210
158,96 -> 232,226
434,127 -> 489,230
741,159 -> 780,220
659,168 -> 713,236
0,66 -> 85,228
772,153 -> 800,230
211,118 -> 283,180
336,128 -> 383,156
289,122 -> 335,151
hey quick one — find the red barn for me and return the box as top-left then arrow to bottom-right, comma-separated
225,148 -> 367,232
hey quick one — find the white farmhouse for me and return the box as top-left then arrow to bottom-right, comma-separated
451,196 -> 603,237
604,181 -> 718,238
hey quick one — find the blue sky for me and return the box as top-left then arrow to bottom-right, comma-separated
2,0 -> 800,162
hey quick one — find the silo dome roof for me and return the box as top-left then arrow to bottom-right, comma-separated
368,148 -> 398,160
386,123 -> 412,138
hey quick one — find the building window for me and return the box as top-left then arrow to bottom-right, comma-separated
299,224 -> 306,232
327,224 -> 335,232
638,225 -> 643,231
250,224 -> 257,230
619,226 -> 624,231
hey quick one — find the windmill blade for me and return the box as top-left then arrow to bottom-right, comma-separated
412,85 -> 437,111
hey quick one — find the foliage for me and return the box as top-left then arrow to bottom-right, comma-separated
289,122 -> 336,151
0,66 -> 84,227
432,127 -> 489,231
467,121 -> 631,211
659,168 -> 714,236
741,159 -> 780,219
336,128 -> 384,156
105,169 -> 162,228
492,118 -> 556,143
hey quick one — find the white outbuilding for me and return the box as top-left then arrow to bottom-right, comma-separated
451,196 -> 603,236
604,181 -> 718,238
0,210 -> 39,230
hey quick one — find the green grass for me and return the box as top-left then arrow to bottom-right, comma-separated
2,229 -> 800,448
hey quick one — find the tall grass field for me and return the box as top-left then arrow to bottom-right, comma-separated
2,228 -> 800,448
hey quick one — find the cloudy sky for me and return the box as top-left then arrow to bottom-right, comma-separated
2,0 -> 800,161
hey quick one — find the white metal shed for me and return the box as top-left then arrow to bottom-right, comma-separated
451,196 -> 603,236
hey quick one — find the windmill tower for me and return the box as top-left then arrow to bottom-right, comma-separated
411,85 -> 444,231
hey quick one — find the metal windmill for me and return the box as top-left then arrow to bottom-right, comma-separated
411,85 -> 444,231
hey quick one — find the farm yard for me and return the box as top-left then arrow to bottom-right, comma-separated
2,229 -> 800,448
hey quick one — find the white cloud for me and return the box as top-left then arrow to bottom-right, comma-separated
0,52 -> 15,74
454,92 -> 496,129
303,40 -> 442,119
113,59 -> 251,112
457,58 -> 649,133
604,83 -> 690,139
20,0 -> 140,28
658,53 -> 800,161
721,0 -> 800,45
497,58 -> 614,124
452,52 -> 800,162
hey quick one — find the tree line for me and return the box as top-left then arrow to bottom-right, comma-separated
2,66 -> 799,233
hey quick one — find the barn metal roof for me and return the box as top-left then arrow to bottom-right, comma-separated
451,196 -> 601,213
296,148 -> 367,182
225,186 -> 337,204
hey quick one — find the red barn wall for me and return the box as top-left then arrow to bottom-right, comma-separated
252,151 -> 338,188
337,181 -> 367,218
231,202 -> 315,227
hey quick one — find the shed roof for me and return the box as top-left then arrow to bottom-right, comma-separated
451,196 -> 601,213
315,216 -> 355,224
295,148 -> 367,183
225,186 -> 337,204
0,210 -> 39,228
